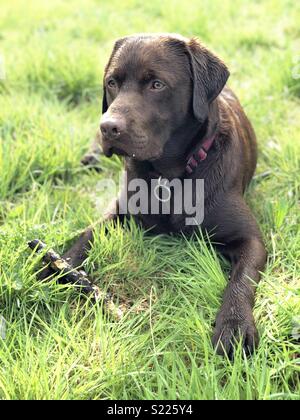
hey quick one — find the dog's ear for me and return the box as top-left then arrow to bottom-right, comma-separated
102,37 -> 129,114
187,38 -> 230,122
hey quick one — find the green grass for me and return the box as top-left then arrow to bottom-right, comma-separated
0,0 -> 299,400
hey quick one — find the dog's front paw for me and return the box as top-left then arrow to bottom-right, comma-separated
212,311 -> 259,359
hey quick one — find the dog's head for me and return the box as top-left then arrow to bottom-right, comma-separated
100,34 -> 229,161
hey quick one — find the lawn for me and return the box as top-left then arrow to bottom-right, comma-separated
0,0 -> 299,400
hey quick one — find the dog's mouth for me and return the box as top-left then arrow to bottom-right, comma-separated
102,139 -> 163,161
103,145 -> 130,158
105,147 -> 162,162
110,147 -> 129,157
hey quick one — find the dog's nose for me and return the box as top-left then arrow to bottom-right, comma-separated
100,117 -> 126,140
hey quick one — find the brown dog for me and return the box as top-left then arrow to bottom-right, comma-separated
45,34 -> 267,358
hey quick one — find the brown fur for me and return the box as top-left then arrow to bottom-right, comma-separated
46,34 -> 267,358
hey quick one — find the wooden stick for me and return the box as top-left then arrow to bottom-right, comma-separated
28,239 -> 124,319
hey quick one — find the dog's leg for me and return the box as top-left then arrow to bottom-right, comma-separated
81,130 -> 103,168
208,196 -> 267,357
38,200 -> 124,280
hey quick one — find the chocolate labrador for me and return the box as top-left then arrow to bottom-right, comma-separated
44,34 -> 267,357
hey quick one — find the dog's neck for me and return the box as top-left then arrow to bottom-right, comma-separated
148,101 -> 219,179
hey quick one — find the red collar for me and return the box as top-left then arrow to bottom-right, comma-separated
185,134 -> 216,174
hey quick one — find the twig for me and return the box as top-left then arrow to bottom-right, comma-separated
28,239 -> 124,319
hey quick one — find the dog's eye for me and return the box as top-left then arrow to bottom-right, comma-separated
151,80 -> 165,90
107,79 -> 117,88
